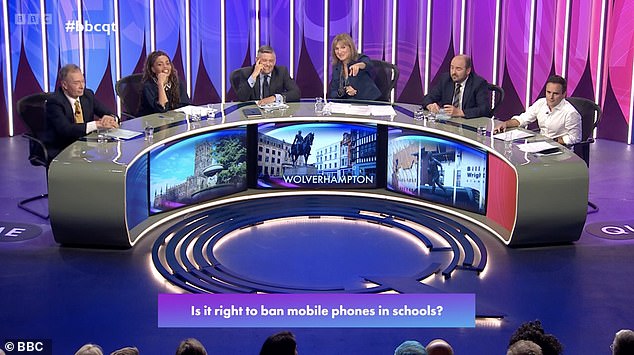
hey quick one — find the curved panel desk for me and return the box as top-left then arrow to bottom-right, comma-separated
48,102 -> 588,248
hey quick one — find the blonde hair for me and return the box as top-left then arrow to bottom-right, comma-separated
331,33 -> 359,65
75,344 -> 104,355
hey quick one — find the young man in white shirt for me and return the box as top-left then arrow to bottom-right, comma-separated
494,75 -> 581,145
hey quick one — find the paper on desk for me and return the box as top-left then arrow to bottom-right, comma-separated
174,105 -> 202,115
324,102 -> 348,113
322,102 -> 368,115
493,130 -> 534,141
105,128 -> 142,140
257,102 -> 289,110
516,141 -> 558,153
369,105 -> 397,116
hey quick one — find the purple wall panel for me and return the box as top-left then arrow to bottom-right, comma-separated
469,0 -> 496,83
417,1 -> 429,93
599,0 -> 633,141
607,0 -> 633,119
503,0 -> 530,110
362,0 -> 390,61
530,1 -> 556,101
225,1 -> 252,99
9,0 -> 41,135
21,0 -> 44,91
0,4 -> 7,135
589,0 -> 606,103
191,0 -> 222,104
294,1 -> 324,97
59,2 -> 81,68
429,1 -> 453,84
154,0 -> 186,86
8,0 -> 23,82
118,0 -> 147,77
0,0 -> 632,142
82,0 -> 116,110
190,0 -> 202,97
394,1 -> 421,102
561,0 -> 592,95
263,0 -> 291,70
452,0 -> 462,55
328,1 -> 353,41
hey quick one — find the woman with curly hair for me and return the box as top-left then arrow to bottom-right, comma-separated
139,50 -> 190,116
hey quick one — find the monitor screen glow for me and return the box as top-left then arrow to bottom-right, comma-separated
387,128 -> 487,214
257,122 -> 377,189
149,127 -> 247,215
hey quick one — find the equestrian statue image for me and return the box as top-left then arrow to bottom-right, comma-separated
290,130 -> 314,166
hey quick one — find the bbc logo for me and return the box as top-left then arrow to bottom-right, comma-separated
2,339 -> 52,355
14,13 -> 52,25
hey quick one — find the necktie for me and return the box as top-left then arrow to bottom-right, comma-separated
262,75 -> 270,99
452,83 -> 462,108
74,100 -> 84,123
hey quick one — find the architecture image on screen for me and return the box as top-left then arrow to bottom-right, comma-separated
387,128 -> 487,214
149,127 -> 247,214
257,122 -> 377,189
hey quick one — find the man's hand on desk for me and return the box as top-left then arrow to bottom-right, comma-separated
256,96 -> 276,106
97,115 -> 119,129
426,103 -> 441,113
493,122 -> 508,134
442,105 -> 464,117
493,118 -> 520,134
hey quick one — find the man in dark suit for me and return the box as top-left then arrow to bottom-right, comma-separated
45,64 -> 119,160
233,45 -> 300,104
422,55 -> 491,118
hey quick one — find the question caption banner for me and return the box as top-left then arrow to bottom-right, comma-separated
158,293 -> 475,328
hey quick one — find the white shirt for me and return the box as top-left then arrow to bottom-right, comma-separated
513,98 -> 582,144
64,93 -> 97,134
247,73 -> 283,102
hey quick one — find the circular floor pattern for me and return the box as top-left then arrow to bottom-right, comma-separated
152,195 -> 488,294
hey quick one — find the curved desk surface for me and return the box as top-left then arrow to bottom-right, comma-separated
48,101 -> 588,248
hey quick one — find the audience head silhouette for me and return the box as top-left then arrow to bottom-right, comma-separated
425,338 -> 453,355
75,344 -> 104,355
110,346 -> 139,355
259,331 -> 298,355
175,338 -> 207,355
394,340 -> 427,355
508,320 -> 563,355
612,329 -> 634,355
507,340 -> 543,355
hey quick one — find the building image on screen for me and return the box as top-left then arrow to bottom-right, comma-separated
149,128 -> 247,214
257,122 -> 377,188
387,128 -> 487,214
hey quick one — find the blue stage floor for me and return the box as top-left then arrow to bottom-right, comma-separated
1,135 -> 633,354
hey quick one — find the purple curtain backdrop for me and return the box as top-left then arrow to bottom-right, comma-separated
0,0 -> 632,142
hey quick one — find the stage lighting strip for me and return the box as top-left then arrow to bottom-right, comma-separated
152,195 -> 488,294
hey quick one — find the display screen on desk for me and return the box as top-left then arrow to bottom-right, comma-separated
149,127 -> 247,215
387,128 -> 487,214
257,122 -> 377,189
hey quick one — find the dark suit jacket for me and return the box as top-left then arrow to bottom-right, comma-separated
422,72 -> 491,118
234,65 -> 300,102
138,79 -> 191,116
328,54 -> 381,101
44,87 -> 114,159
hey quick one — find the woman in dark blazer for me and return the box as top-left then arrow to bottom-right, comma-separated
138,50 -> 190,116
328,33 -> 381,101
